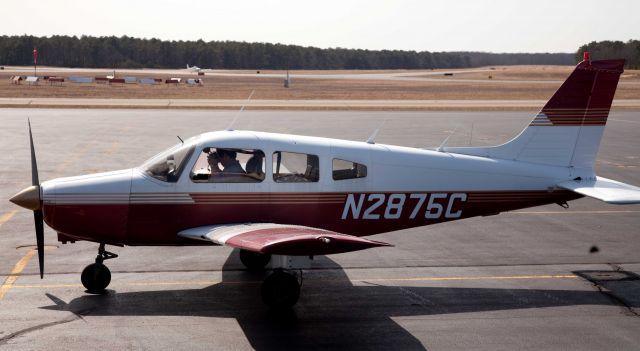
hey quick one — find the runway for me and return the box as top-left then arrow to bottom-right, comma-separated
1,109 -> 639,350
1,97 -> 640,110
5,65 -> 639,85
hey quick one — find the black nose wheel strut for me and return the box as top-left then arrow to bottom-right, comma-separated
81,243 -> 118,294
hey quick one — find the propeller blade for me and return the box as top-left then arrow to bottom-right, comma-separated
34,209 -> 44,278
28,119 -> 39,186
28,119 -> 44,278
33,210 -> 44,279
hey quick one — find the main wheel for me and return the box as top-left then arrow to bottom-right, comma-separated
81,263 -> 111,294
239,250 -> 271,271
261,270 -> 300,309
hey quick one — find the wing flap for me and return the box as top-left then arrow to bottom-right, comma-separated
178,223 -> 392,255
557,176 -> 640,204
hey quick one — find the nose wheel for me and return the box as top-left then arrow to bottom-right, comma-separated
81,244 -> 117,294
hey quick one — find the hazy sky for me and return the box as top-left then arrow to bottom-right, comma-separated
2,0 -> 638,53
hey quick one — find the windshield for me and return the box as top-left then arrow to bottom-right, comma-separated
140,143 -> 195,182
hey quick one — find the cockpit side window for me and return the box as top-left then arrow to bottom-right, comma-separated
191,147 -> 265,183
332,159 -> 367,180
141,144 -> 195,183
273,151 -> 319,183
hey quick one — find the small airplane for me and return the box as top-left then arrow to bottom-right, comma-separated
10,54 -> 640,308
186,64 -> 202,72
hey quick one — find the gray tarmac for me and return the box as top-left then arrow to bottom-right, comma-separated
0,108 -> 639,350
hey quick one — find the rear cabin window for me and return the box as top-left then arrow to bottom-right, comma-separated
191,147 -> 265,183
332,159 -> 367,180
272,151 -> 319,183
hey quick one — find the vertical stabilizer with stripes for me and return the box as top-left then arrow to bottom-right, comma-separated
445,58 -> 625,170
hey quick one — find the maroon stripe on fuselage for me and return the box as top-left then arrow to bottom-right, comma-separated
48,190 -> 582,246
43,203 -> 128,244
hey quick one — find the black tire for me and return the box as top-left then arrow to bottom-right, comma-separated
81,263 -> 111,294
261,270 -> 300,309
239,250 -> 271,271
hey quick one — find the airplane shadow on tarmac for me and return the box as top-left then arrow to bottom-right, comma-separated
40,251 -> 640,351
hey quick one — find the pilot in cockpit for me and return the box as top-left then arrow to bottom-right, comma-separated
207,148 -> 246,176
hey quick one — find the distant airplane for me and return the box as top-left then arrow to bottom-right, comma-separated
186,64 -> 202,72
10,54 -> 640,309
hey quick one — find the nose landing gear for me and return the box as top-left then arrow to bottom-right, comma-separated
81,244 -> 118,294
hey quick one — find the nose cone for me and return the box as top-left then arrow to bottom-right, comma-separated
10,185 -> 41,210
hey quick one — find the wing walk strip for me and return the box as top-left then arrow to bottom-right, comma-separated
8,275 -> 578,290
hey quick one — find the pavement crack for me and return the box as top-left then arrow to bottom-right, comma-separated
587,279 -> 639,318
0,309 -> 91,346
608,263 -> 624,272
395,286 -> 434,308
363,280 -> 437,310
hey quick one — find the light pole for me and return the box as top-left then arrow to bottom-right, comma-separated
32,48 -> 38,77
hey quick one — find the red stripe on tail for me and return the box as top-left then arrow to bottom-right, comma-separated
538,59 -> 624,126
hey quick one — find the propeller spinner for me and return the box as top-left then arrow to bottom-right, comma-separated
9,120 -> 45,278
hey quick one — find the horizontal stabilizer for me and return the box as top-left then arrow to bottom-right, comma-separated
178,223 -> 392,255
557,177 -> 640,204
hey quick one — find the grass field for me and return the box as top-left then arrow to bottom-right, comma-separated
1,65 -> 639,107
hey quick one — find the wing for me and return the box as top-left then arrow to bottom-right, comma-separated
178,223 -> 392,255
557,176 -> 640,205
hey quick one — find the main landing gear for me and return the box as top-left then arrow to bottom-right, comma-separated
81,243 -> 118,294
239,249 -> 271,272
261,269 -> 301,309
238,250 -> 308,309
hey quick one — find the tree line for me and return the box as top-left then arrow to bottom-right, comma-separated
576,40 -> 640,69
1,35 -> 576,70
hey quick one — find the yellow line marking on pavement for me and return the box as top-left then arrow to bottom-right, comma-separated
513,210 -> 640,215
10,274 -> 578,290
0,249 -> 36,300
0,210 -> 17,227
126,280 -> 222,286
13,284 -> 83,289
353,275 -> 577,282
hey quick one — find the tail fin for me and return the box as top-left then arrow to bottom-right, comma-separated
445,58 -> 625,169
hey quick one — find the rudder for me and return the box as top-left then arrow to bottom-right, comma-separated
445,56 -> 625,170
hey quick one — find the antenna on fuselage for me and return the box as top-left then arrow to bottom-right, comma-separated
226,89 -> 255,131
436,124 -> 461,152
177,135 -> 184,144
366,120 -> 387,144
